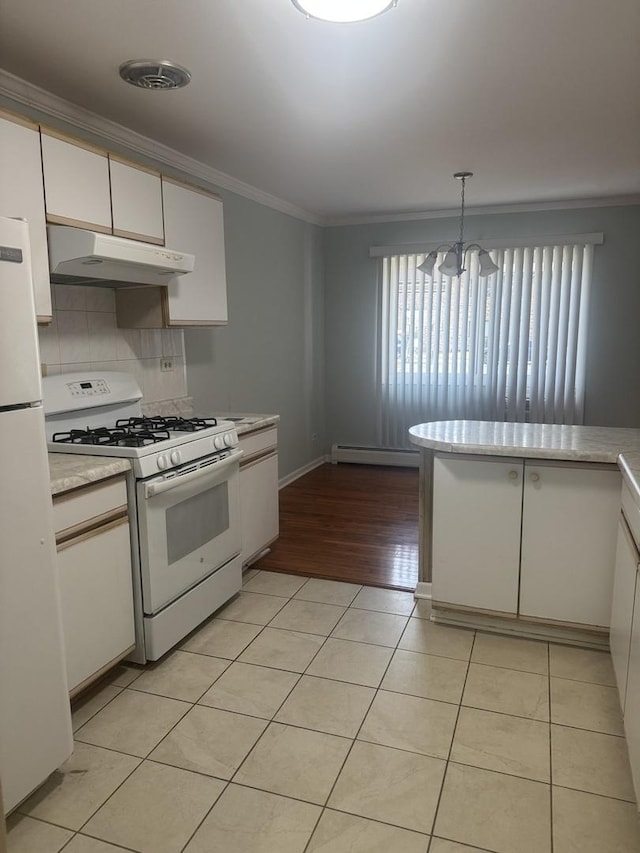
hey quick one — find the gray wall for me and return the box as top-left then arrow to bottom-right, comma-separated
184,194 -> 326,479
324,205 -> 640,447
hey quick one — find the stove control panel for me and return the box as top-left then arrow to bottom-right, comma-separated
66,379 -> 110,398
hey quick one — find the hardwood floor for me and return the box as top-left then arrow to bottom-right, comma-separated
253,463 -> 419,591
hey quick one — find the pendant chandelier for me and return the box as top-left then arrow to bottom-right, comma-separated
417,172 -> 499,278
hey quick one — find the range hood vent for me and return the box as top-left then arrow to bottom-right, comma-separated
47,226 -> 195,287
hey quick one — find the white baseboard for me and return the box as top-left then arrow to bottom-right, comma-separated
331,444 -> 419,467
279,455 -> 329,489
414,582 -> 432,600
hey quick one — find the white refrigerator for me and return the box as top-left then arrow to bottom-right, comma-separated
0,216 -> 72,813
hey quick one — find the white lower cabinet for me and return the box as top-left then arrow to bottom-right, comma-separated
239,428 -> 279,566
609,514 -> 639,706
519,462 -> 621,626
432,453 -> 621,627
432,454 -> 522,614
624,574 -> 640,803
53,475 -> 135,695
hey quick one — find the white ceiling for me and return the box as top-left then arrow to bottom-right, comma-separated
0,0 -> 638,221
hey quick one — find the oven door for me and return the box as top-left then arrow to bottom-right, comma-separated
136,448 -> 242,615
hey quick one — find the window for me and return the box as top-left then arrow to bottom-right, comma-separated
377,238 -> 599,448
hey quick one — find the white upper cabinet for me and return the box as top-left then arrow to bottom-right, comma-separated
41,131 -> 112,232
0,111 -> 52,322
109,157 -> 164,245
162,178 -> 228,326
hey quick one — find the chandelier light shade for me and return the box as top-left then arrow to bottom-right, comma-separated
291,0 -> 397,23
417,173 -> 500,278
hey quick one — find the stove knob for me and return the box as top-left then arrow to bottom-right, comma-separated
157,455 -> 168,470
224,432 -> 235,446
170,450 -> 182,466
214,435 -> 225,450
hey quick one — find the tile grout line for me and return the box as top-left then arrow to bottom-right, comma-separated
427,625 -> 477,847
175,580 -> 346,853
178,577 -> 401,850
65,583 -> 299,850
300,594 -> 414,853
22,577 -> 627,852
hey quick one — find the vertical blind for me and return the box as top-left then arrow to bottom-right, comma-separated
378,240 -> 596,449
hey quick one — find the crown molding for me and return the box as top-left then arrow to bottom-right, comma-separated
325,195 -> 640,227
1,70 -> 638,230
0,69 -> 325,226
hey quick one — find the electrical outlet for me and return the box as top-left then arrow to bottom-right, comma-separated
160,358 -> 174,372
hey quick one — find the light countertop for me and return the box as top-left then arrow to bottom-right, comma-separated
49,454 -> 131,496
203,413 -> 280,436
618,451 -> 640,501
409,420 -> 640,464
47,415 -> 278,495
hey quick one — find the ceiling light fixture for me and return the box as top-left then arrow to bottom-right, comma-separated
119,60 -> 192,90
417,173 -> 500,278
291,0 -> 397,23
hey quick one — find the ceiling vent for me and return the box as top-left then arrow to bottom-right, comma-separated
119,60 -> 191,90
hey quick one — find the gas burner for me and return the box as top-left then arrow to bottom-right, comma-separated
52,427 -> 127,446
113,430 -> 171,447
116,416 -> 219,433
52,426 -> 171,447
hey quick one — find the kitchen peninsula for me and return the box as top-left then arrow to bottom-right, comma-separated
409,420 -> 640,648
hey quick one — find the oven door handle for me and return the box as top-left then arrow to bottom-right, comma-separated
143,448 -> 243,499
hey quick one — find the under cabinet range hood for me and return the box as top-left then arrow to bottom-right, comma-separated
47,225 -> 195,286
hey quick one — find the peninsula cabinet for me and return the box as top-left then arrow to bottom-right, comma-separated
0,109 -> 52,322
432,453 -> 621,627
41,130 -> 112,232
432,455 -> 523,614
610,507 -> 639,708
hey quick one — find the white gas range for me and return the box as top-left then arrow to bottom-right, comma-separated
44,371 -> 243,663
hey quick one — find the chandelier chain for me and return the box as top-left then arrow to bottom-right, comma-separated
459,176 -> 466,247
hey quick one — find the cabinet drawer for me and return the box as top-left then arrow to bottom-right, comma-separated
622,482 -> 640,550
239,427 -> 278,461
53,476 -> 128,537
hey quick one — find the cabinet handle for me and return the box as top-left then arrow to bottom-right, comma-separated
508,470 -> 518,480
530,472 -> 540,482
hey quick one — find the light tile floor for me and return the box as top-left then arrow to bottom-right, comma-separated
8,570 -> 640,853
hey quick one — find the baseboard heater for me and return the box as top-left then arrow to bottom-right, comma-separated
330,444 -> 419,468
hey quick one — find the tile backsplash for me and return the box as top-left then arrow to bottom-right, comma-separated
38,284 -> 188,403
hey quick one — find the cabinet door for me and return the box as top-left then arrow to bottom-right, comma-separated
610,515 -> 639,708
110,158 -> 164,244
519,462 -> 621,626
240,451 -> 279,565
57,517 -> 134,693
162,178 -> 227,325
0,112 -> 52,321
41,131 -> 112,231
432,454 -> 522,613
623,572 -> 640,804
